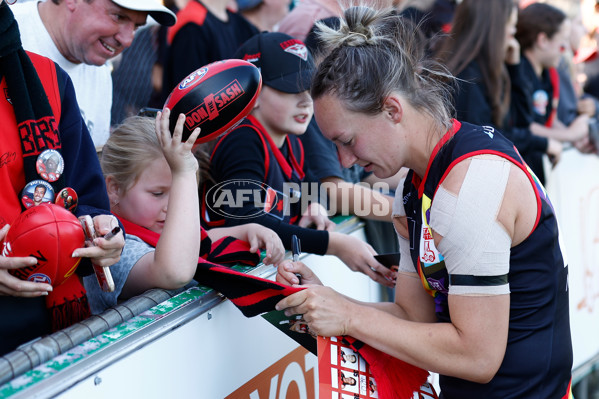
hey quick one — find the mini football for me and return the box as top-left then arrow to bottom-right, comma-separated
3,203 -> 85,287
163,59 -> 262,144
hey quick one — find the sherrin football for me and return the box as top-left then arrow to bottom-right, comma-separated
163,59 -> 262,144
3,203 -> 85,287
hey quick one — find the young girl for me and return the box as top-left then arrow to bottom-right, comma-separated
201,31 -> 393,286
83,110 -> 285,314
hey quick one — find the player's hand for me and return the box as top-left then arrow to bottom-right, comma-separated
276,260 -> 322,286
72,215 -> 124,268
156,108 -> 201,175
298,202 -> 335,231
327,232 -> 395,287
275,285 -> 354,337
0,224 -> 52,296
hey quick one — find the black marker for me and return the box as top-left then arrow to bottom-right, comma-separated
291,235 -> 302,284
103,226 -> 121,241
292,235 -> 301,262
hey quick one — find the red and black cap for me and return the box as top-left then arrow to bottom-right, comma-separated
234,32 -> 314,94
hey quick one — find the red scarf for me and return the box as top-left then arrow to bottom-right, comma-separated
116,217 -> 260,266
116,216 -> 307,317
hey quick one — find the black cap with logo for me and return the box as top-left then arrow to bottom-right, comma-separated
234,32 -> 314,94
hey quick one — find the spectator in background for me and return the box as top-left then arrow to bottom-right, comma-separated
10,0 -> 176,149
0,3 -> 124,355
435,0 -> 563,182
516,2 -> 590,182
201,32 -> 394,286
110,23 -> 160,126
237,0 -> 291,31
276,0 -> 341,42
542,0 -> 599,153
162,0 -> 259,101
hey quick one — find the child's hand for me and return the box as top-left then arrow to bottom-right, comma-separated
276,260 -> 322,286
298,203 -> 335,231
156,108 -> 201,174
327,232 -> 395,287
244,223 -> 285,265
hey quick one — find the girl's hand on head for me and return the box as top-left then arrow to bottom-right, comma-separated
244,224 -> 285,265
298,202 -> 335,231
156,109 -> 201,174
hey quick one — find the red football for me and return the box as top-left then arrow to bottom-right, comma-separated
3,203 -> 85,287
163,59 -> 262,144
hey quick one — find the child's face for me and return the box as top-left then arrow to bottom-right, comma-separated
253,86 -> 313,139
114,156 -> 172,234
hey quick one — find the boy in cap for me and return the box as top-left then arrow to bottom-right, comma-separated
10,0 -> 176,148
201,32 -> 391,285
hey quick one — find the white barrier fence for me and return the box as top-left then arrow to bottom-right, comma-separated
546,149 -> 599,379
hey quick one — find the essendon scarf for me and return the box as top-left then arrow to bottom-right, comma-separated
117,216 -> 260,266
116,216 -> 303,315
0,4 -> 89,332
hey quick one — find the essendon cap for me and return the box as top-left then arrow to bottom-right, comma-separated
234,32 -> 314,94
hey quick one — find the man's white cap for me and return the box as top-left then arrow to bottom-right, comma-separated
111,0 -> 176,26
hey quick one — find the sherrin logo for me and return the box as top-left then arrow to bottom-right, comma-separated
184,80 -> 245,131
179,67 -> 208,90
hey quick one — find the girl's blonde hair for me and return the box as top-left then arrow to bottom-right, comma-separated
311,5 -> 454,134
101,116 -> 163,193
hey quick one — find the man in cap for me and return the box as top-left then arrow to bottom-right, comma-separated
10,0 -> 176,148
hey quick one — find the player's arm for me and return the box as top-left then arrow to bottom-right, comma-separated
349,156 -> 534,382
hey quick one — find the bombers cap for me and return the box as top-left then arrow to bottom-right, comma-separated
234,32 -> 314,94
111,0 -> 176,26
